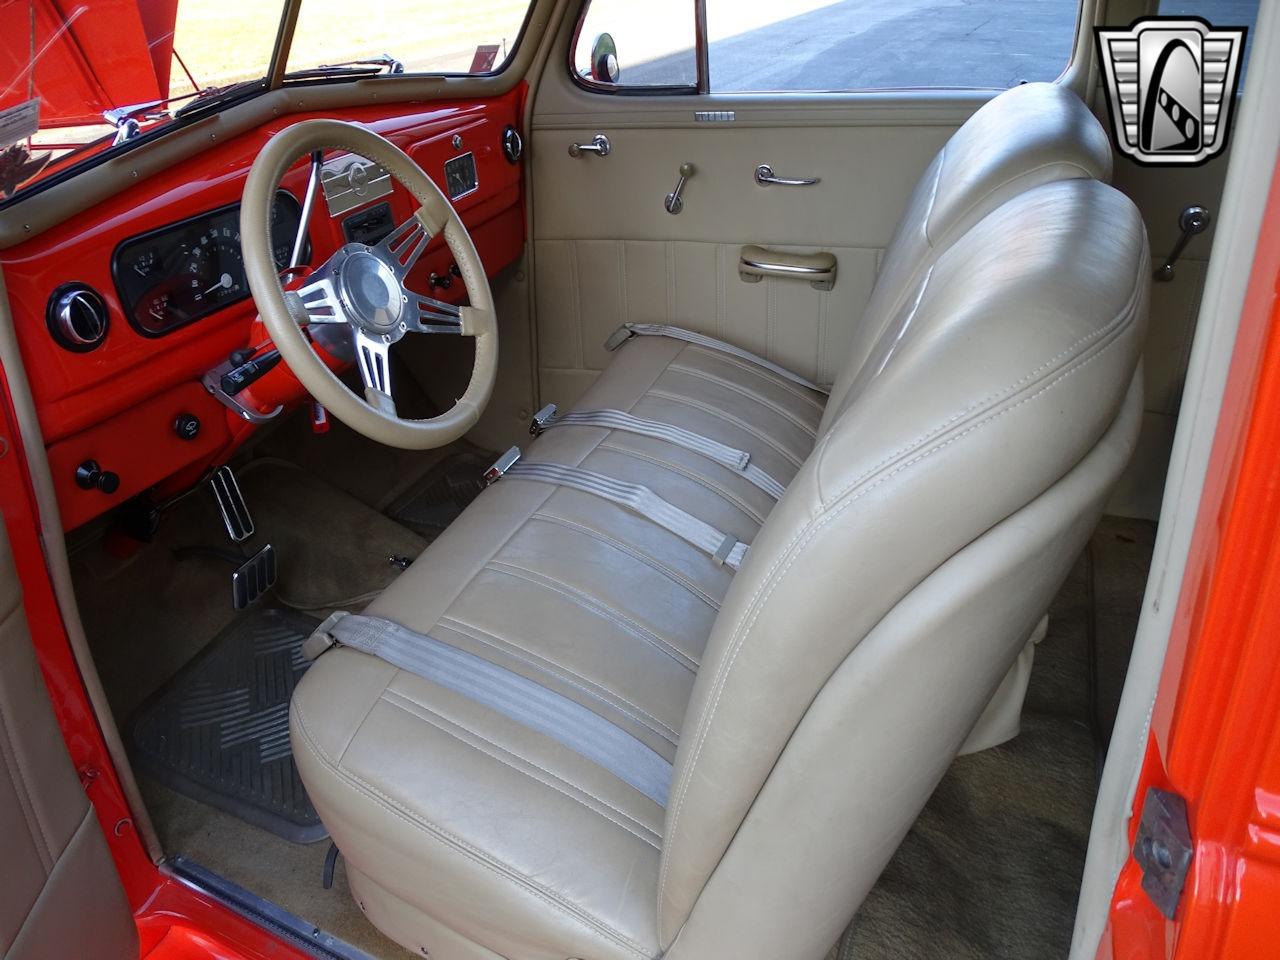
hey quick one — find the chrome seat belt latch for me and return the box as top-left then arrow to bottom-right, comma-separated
529,403 -> 558,436
604,325 -> 636,351
484,446 -> 522,485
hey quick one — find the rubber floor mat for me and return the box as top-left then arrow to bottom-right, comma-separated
386,448 -> 496,539
130,607 -> 327,843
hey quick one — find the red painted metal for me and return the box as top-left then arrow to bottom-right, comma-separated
0,0 -> 170,126
0,84 -> 526,958
1099,159 -> 1280,958
1,89 -> 524,531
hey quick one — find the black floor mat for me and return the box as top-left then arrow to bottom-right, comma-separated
130,607 -> 327,843
386,448 -> 495,538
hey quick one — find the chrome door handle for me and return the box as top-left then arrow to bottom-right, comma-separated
755,164 -> 819,186
569,134 -> 611,158
739,245 -> 837,291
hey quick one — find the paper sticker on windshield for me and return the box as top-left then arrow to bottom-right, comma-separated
0,99 -> 40,150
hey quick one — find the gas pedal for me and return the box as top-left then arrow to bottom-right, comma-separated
231,544 -> 277,610
210,466 -> 254,542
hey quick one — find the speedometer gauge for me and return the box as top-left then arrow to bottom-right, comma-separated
112,191 -> 307,337
181,231 -> 245,308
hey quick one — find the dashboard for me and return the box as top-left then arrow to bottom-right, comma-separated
0,90 -> 527,532
113,192 -> 307,337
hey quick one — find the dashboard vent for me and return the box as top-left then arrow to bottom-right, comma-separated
47,283 -> 110,352
502,125 -> 523,164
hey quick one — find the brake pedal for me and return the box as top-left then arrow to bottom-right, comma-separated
210,466 -> 254,542
231,544 -> 277,610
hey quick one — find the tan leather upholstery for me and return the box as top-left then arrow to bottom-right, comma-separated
291,85 -> 1148,960
0,525 -> 138,959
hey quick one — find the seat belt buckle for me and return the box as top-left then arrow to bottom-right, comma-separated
604,325 -> 636,351
484,446 -> 522,485
529,403 -> 558,436
302,610 -> 350,661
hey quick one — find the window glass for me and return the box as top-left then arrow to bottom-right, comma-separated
571,0 -> 697,88
286,0 -> 533,76
705,0 -> 1079,92
1158,0 -> 1259,80
570,0 -> 1084,94
7,0 -> 282,200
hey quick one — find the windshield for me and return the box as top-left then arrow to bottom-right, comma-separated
0,0 -> 532,204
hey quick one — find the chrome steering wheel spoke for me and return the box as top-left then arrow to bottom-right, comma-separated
354,328 -> 395,414
375,210 -> 431,280
293,265 -> 349,325
403,289 -> 464,335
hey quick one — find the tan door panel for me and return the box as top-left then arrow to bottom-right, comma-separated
530,117 -> 970,406
0,522 -> 137,959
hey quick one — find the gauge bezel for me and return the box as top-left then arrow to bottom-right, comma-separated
111,190 -> 309,338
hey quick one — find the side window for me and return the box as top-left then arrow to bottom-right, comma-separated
572,0 -> 699,90
571,1 -> 1080,94
1158,1 -> 1259,79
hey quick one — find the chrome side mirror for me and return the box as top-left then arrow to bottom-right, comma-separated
590,33 -> 620,84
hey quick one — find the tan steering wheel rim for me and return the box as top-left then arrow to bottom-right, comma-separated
241,119 -> 498,450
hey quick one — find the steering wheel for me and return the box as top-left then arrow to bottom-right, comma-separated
241,120 -> 498,450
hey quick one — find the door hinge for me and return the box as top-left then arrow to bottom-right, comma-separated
1133,786 -> 1194,919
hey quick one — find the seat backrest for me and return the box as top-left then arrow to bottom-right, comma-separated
819,81 -> 1113,435
660,177 -> 1149,958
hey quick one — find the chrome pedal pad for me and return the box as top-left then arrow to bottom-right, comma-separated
210,466 -> 254,542
231,544 -> 277,610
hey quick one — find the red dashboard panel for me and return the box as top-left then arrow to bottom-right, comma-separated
0,87 -> 526,531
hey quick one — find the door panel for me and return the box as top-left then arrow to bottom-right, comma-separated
530,58 -> 981,405
0,521 -> 137,959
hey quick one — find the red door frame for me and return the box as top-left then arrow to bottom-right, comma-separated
1101,159 -> 1280,957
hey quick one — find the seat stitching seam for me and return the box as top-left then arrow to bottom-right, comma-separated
485,560 -> 698,673
929,158 -> 1098,247
530,512 -> 720,613
824,267 -> 1145,505
434,614 -> 681,742
292,700 -> 655,959
681,344 -> 826,412
644,390 -> 806,467
380,692 -> 662,848
659,321 -> 1137,926
665,364 -> 820,437
594,441 -> 767,526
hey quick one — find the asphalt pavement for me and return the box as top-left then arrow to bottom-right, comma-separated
620,0 -> 1258,92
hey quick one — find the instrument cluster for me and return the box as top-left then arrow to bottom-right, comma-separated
112,193 -> 306,337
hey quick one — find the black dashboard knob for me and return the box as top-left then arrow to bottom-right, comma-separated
174,413 -> 201,441
75,460 -> 120,494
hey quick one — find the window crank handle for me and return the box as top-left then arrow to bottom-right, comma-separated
665,162 -> 696,215
1155,205 -> 1211,281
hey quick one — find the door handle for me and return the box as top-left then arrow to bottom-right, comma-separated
739,245 -> 837,291
569,134 -> 611,158
755,164 -> 819,187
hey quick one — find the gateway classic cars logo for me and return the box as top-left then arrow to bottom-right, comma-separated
1095,17 -> 1247,166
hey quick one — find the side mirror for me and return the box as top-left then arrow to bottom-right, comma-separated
590,33 -> 620,84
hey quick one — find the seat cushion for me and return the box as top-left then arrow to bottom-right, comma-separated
290,333 -> 825,960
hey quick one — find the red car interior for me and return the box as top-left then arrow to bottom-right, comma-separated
2,90 -> 524,531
